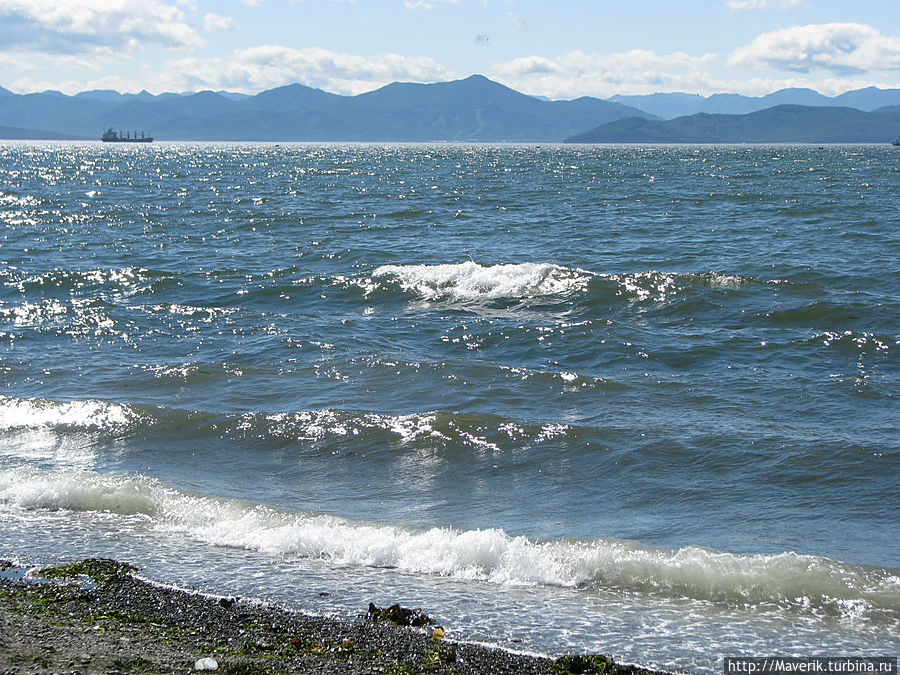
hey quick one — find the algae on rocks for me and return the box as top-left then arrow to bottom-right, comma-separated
367,602 -> 435,627
39,558 -> 138,586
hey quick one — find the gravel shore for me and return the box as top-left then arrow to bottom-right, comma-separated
0,558 -> 666,675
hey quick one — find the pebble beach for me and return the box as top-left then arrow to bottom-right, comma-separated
0,559 -> 664,675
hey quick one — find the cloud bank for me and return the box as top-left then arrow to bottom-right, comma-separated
491,49 -> 721,98
729,23 -> 900,74
0,0 -> 203,54
147,46 -> 456,95
486,22 -> 900,98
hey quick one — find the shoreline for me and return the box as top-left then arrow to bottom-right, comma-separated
0,558 -> 668,675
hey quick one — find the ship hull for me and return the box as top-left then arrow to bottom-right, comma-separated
102,138 -> 153,143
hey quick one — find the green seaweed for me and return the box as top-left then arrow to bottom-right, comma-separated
302,637 -> 357,656
40,558 -> 138,585
554,654 -> 617,674
383,661 -> 427,675
424,641 -> 457,670
30,585 -> 82,604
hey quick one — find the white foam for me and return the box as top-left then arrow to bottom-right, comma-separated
367,264 -> 755,303
0,468 -> 157,515
0,396 -> 139,431
1,467 -> 897,619
244,410 -> 447,444
371,262 -> 593,301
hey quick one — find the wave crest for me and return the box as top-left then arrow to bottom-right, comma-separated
1,467 -> 897,620
0,395 -> 140,432
0,396 -> 576,457
371,262 -> 593,301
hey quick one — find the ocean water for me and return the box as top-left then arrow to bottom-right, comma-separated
0,141 -> 897,672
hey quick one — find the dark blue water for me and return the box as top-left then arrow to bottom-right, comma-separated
1,142 -> 897,672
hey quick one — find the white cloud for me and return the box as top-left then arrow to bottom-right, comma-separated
727,0 -> 805,12
404,0 -> 460,9
490,49 -> 720,98
507,11 -> 525,31
202,12 -> 237,32
145,45 -> 457,94
2,51 -> 140,92
489,45 -> 900,99
0,0 -> 203,54
729,23 -> 900,74
1,52 -> 102,82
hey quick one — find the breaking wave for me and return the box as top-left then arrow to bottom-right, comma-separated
0,395 -> 141,432
0,467 -> 897,622
370,262 -> 594,301
364,263 -> 774,308
0,395 -> 577,456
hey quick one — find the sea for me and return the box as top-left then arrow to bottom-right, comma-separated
0,141 -> 897,673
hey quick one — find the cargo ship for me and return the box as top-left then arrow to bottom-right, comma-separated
101,128 -> 153,143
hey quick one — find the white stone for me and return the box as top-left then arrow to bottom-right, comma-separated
194,657 -> 218,671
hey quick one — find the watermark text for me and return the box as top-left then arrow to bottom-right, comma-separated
725,658 -> 896,675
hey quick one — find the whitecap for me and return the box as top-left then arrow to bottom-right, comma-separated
371,262 -> 593,302
1,467 -> 897,621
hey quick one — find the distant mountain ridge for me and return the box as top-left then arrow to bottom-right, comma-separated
608,87 -> 900,119
0,125 -> 89,140
0,75 -> 654,142
3,77 -> 900,143
73,89 -> 251,104
566,105 -> 900,144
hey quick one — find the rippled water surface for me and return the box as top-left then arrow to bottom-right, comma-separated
1,142 -> 898,672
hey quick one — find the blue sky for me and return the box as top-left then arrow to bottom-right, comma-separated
1,0 -> 899,98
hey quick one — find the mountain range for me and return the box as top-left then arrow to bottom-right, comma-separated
0,75 -> 652,142
566,105 -> 900,144
608,87 -> 900,119
1,76 -> 900,143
